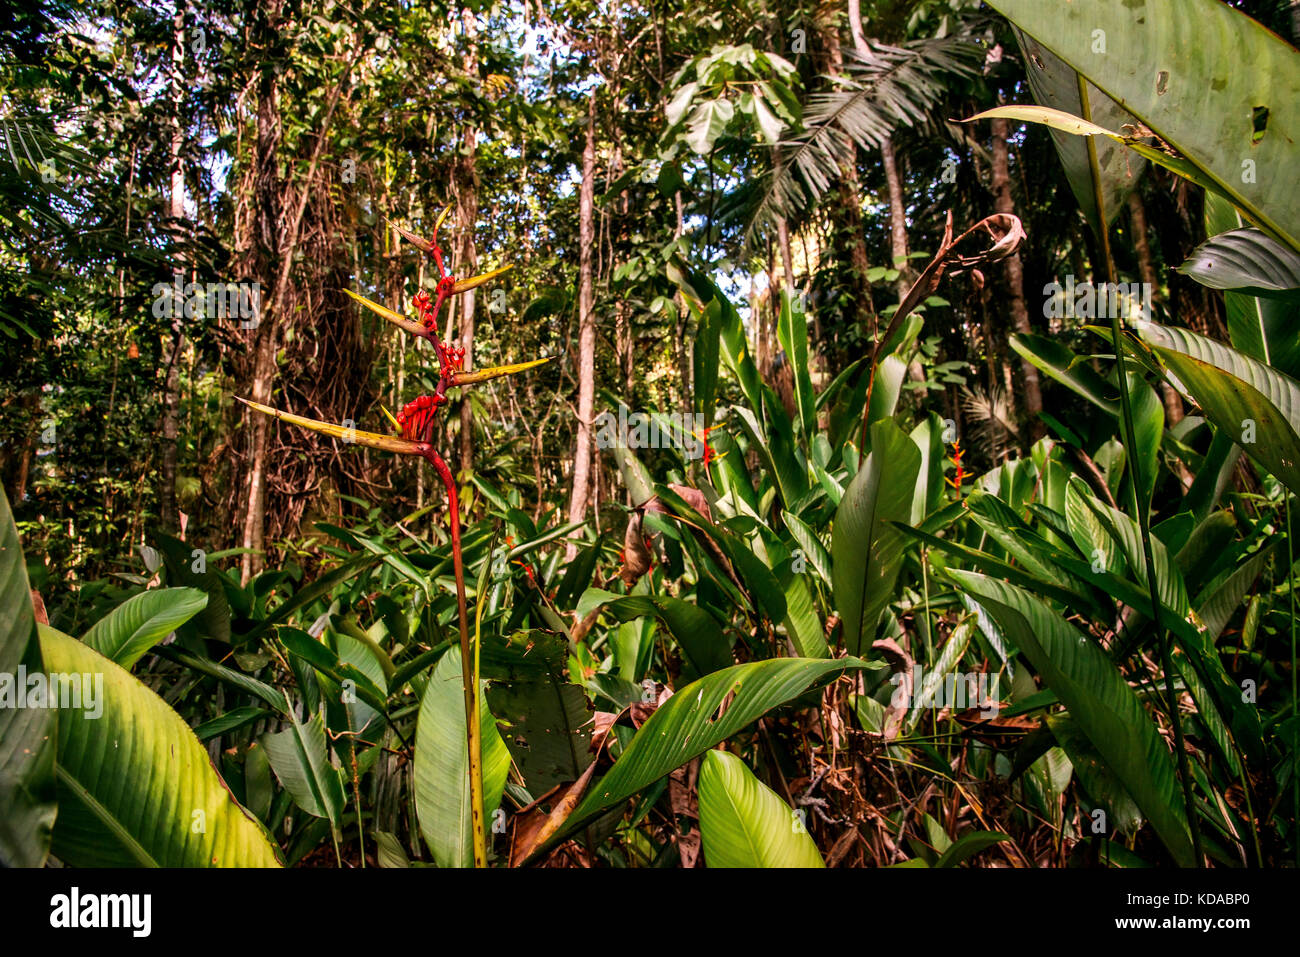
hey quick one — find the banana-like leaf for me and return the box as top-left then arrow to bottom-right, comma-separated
1010,333 -> 1119,416
934,830 -> 1013,869
414,647 -> 510,868
1073,477 -> 1189,616
81,587 -> 208,669
1196,541 -> 1280,643
1135,321 -> 1300,495
1010,26 -> 1145,235
945,570 -> 1195,866
1204,192 -> 1300,376
261,707 -> 345,827
604,593 -> 733,681
832,419 -> 921,655
548,657 -> 881,850
698,750 -> 825,868
485,632 -> 594,796
236,396 -> 427,456
39,627 -> 282,867
1178,227 -> 1300,299
1047,714 -> 1143,835
775,289 -> 816,446
342,288 -> 427,337
985,0 -> 1300,252
0,486 -> 56,867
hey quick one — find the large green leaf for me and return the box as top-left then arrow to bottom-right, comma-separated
0,486 -> 56,867
1136,320 -> 1300,494
39,627 -> 281,867
414,647 -> 510,868
1204,192 -> 1300,376
260,708 -> 345,827
1177,227 -> 1300,299
484,631 -> 594,796
1010,334 -> 1118,416
832,419 -> 921,655
987,0 -> 1300,252
944,571 -> 1194,866
1010,25 -> 1145,236
81,587 -> 209,669
698,750 -> 824,868
776,288 -> 816,446
551,657 -> 880,846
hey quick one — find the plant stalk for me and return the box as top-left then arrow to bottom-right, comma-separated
427,448 -> 487,868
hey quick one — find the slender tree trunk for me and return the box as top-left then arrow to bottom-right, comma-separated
991,116 -> 1043,437
816,5 -> 875,340
160,6 -> 187,533
239,33 -> 354,582
239,1 -> 285,583
880,137 -> 911,299
457,9 -> 479,476
565,99 -> 598,557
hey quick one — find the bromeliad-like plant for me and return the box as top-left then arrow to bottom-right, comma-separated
238,206 -> 553,867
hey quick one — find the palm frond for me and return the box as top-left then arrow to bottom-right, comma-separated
743,37 -> 981,250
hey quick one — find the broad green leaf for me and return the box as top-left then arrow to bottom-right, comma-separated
1136,320 -> 1300,494
0,486 -> 55,867
1010,26 -> 1145,235
1071,477 -> 1191,621
1177,228 -> 1300,298
693,297 -> 722,420
945,570 -> 1194,866
1065,477 -> 1126,579
698,750 -> 824,868
832,419 -> 921,655
414,647 -> 510,868
81,587 -> 208,669
39,628 -> 281,867
685,98 -> 734,154
485,631 -> 594,796
1204,192 -> 1300,376
552,657 -> 881,847
1195,541 -> 1280,643
1126,371 -> 1164,510
261,708 -> 344,827
605,594 -> 733,680
776,288 -> 815,446
986,0 -> 1300,251
1047,715 -> 1143,835
909,413 -> 946,526
934,830 -> 1013,869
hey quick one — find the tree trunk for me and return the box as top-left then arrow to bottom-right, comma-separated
814,7 -> 875,341
565,99 -> 598,557
880,137 -> 912,299
990,115 -> 1043,438
457,9 -> 479,476
239,3 -> 285,583
160,6 -> 186,533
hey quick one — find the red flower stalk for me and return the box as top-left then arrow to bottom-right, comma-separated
237,211 -> 555,869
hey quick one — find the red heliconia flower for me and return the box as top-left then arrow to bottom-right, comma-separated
396,394 -> 447,443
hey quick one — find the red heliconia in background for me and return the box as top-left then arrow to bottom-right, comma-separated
237,206 -> 555,869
